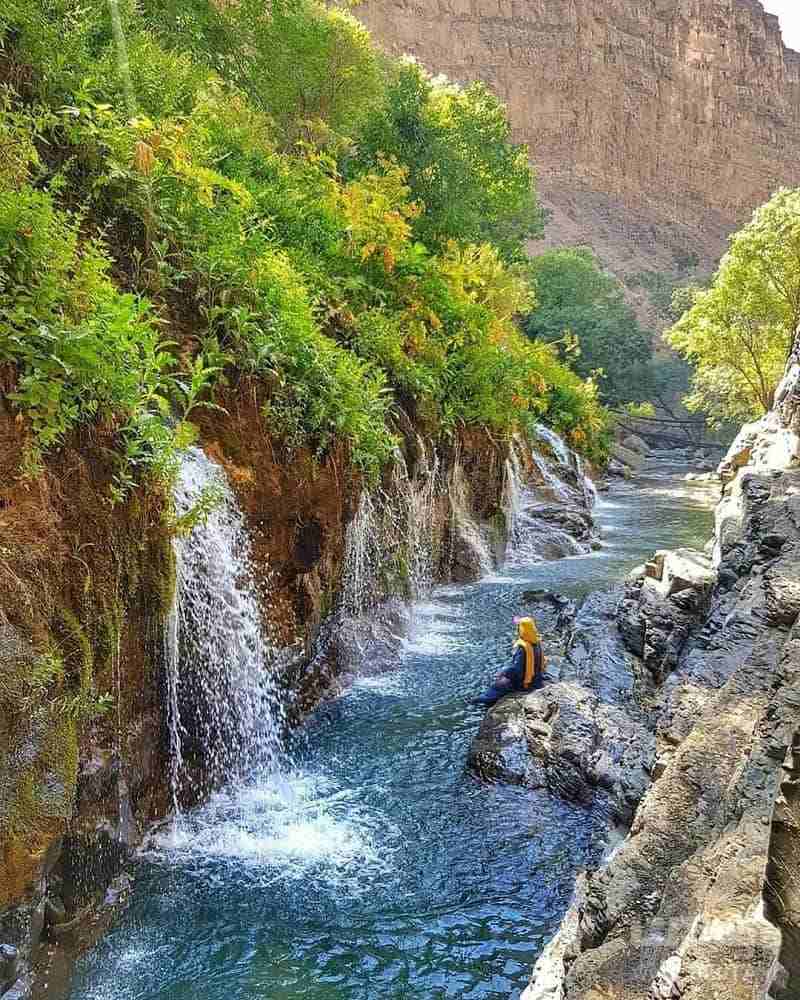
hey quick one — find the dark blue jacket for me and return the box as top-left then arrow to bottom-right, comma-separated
473,644 -> 544,707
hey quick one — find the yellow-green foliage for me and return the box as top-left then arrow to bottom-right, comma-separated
0,0 -> 611,479
667,188 -> 800,426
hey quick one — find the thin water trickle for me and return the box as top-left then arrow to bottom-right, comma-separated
532,423 -> 572,468
449,451 -> 495,577
69,458 -> 716,1000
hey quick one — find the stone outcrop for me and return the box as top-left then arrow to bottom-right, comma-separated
478,336 -> 800,999
357,0 -> 800,291
469,590 -> 656,827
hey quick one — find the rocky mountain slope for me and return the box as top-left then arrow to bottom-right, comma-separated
357,0 -> 800,291
470,334 -> 800,998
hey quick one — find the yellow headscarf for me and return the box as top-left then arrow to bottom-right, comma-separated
514,617 -> 541,688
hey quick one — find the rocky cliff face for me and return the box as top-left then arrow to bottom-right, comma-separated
357,0 -> 800,282
468,337 -> 800,998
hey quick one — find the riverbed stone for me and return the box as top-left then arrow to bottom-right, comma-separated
642,547 -> 715,598
610,441 -> 646,471
622,434 -> 649,456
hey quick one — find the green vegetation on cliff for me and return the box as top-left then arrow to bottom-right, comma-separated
0,0 -> 610,490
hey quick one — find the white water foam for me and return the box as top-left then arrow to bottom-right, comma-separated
149,770 -> 393,891
404,600 -> 464,657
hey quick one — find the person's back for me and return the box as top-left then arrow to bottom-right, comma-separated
472,616 -> 545,707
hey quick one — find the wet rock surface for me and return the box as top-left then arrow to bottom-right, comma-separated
510,350 -> 800,999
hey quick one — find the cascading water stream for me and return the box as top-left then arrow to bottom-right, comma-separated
341,442 -> 441,619
532,422 -> 572,467
503,434 -> 591,565
448,445 -> 495,578
165,448 -> 284,812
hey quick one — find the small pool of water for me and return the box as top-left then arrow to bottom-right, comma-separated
66,465 -> 716,1000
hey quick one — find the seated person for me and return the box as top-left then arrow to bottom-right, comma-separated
472,616 -> 545,706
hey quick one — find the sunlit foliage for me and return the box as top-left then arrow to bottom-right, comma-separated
353,60 -> 543,260
667,188 -> 800,425
0,0 -> 610,485
522,248 -> 652,406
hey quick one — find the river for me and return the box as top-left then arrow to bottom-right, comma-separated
66,461 -> 715,1000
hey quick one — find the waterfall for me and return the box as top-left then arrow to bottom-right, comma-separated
576,454 -> 598,508
448,452 -> 494,579
529,424 -> 597,509
530,448 -> 575,504
406,440 -> 440,597
341,488 -> 382,618
503,435 -> 592,565
532,422 -> 572,467
166,448 -> 284,810
503,438 -> 525,551
341,443 -> 442,618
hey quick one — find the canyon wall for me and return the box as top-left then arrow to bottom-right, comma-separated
357,0 -> 800,280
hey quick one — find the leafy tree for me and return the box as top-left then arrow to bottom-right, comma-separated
139,0 -> 383,145
351,60 -> 543,260
521,247 -> 652,406
667,188 -> 800,425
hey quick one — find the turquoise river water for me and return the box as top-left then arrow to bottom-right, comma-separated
67,463 -> 715,1000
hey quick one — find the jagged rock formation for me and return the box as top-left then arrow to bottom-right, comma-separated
468,336 -> 800,998
357,0 -> 800,288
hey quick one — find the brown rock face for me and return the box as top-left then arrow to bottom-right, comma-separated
357,0 -> 800,276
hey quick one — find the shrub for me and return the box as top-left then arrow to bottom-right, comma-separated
0,180 -> 178,486
352,61 -> 543,260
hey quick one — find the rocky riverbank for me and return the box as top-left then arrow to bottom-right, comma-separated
469,342 -> 800,998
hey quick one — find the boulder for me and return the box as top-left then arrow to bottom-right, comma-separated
606,458 -> 629,478
643,547 -> 715,598
610,440 -> 646,471
468,591 -> 655,824
618,576 -> 710,684
622,433 -> 649,456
